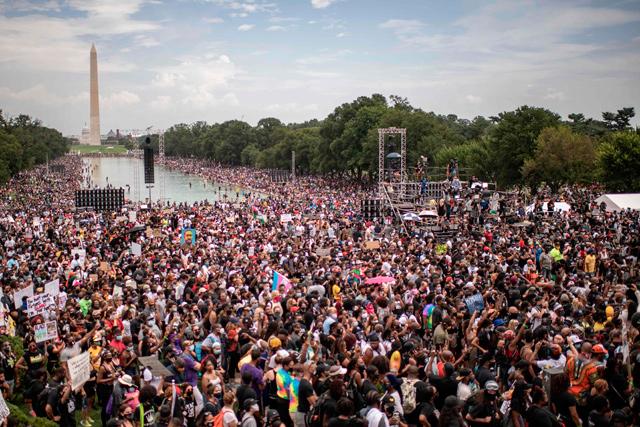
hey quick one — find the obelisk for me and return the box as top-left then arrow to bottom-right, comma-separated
89,43 -> 101,146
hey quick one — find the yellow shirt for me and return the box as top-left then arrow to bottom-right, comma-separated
585,254 -> 596,273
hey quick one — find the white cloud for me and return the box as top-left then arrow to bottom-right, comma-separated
266,25 -> 285,31
206,0 -> 277,14
229,12 -> 248,18
465,95 -> 481,104
237,24 -> 254,31
152,54 -> 239,109
102,91 -> 141,109
544,90 -> 566,101
0,0 -> 159,72
336,32 -> 345,38
203,17 -> 224,24
311,0 -> 336,9
135,35 -> 160,48
0,84 -> 87,105
151,95 -> 172,110
296,49 -> 352,65
266,102 -> 318,113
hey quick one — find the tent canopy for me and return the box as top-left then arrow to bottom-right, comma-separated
595,193 -> 640,212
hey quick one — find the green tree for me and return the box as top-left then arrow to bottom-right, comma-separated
522,126 -> 597,189
488,105 -> 561,186
598,131 -> 640,191
602,107 -> 635,131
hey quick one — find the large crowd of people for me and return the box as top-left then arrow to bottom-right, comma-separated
0,154 -> 638,427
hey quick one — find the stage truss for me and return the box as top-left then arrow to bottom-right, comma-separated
378,127 -> 407,194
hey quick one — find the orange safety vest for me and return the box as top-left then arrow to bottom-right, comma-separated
566,357 -> 598,396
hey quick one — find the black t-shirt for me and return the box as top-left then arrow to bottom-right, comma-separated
551,391 -> 577,427
298,378 -> 314,413
588,411 -> 610,427
525,406 -> 560,427
418,402 -> 439,427
467,399 -> 497,427
328,417 -> 351,427
236,384 -> 257,411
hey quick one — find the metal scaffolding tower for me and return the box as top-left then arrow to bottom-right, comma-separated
131,148 -> 142,203
159,131 -> 165,204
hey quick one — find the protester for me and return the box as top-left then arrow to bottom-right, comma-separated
0,154 -> 637,427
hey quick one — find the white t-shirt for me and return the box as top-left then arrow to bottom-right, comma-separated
222,408 -> 238,427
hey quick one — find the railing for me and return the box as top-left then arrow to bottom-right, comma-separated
381,184 -> 408,235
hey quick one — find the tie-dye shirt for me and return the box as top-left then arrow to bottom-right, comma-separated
289,377 -> 300,413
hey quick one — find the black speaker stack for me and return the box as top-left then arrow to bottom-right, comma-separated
361,199 -> 384,219
143,137 -> 155,184
75,188 -> 125,211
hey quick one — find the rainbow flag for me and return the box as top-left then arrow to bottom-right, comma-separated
272,270 -> 292,292
422,303 -> 435,329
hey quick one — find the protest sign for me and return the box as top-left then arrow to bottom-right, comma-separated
44,279 -> 60,297
130,243 -> 142,256
58,293 -> 68,310
27,293 -> 56,318
138,355 -> 173,377
129,210 -> 137,222
180,228 -> 196,245
35,320 -> 58,343
316,248 -> 331,257
99,262 -> 110,272
365,241 -> 381,250
280,214 -> 293,223
464,293 -> 485,314
68,352 -> 91,391
71,248 -> 86,265
12,284 -> 34,309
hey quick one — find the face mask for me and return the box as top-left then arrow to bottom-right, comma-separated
213,349 -> 221,355
127,346 -> 134,352
251,404 -> 259,412
116,336 -> 123,341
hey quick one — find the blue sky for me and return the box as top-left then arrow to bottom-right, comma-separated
0,0 -> 639,135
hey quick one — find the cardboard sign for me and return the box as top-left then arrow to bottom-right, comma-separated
58,293 -> 68,310
138,355 -> 173,378
68,352 -> 91,391
365,241 -> 381,250
44,279 -> 60,297
34,320 -> 58,343
316,248 -> 331,257
130,243 -> 142,256
115,216 -> 127,223
27,293 -> 56,318
12,284 -> 34,309
89,274 -> 98,283
99,262 -> 110,272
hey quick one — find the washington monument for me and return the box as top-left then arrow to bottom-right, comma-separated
89,43 -> 101,146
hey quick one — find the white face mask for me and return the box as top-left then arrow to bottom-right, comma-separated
251,404 -> 259,412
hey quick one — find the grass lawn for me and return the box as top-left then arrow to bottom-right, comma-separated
71,145 -> 129,154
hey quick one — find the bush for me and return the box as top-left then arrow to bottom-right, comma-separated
0,335 -> 24,359
7,402 -> 58,427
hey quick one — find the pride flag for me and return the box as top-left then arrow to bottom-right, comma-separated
272,270 -> 292,292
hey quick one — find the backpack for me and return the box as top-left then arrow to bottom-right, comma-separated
212,408 -> 233,427
306,391 -> 330,427
400,378 -> 418,414
35,386 -> 53,417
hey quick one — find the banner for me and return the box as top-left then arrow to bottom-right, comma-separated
316,248 -> 331,257
68,352 -> 91,391
44,279 -> 60,297
27,293 -> 56,318
34,320 -> 58,343
12,284 -> 34,309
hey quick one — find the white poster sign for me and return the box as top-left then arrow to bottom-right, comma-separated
130,242 -> 142,256
71,249 -> 86,266
280,214 -> 293,223
12,284 -> 34,309
27,293 -> 56,318
34,320 -> 58,343
68,352 -> 91,391
44,279 -> 60,297
128,211 -> 137,223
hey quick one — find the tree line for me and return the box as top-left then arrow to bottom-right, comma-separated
0,110 -> 70,184
162,95 -> 639,191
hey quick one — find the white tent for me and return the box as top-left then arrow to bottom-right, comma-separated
595,193 -> 640,212
525,202 -> 571,214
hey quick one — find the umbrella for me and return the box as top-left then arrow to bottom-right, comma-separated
402,213 -> 421,221
418,210 -> 438,217
128,225 -> 146,234
365,276 -> 395,285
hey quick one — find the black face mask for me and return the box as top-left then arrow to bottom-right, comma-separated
486,393 -> 496,401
